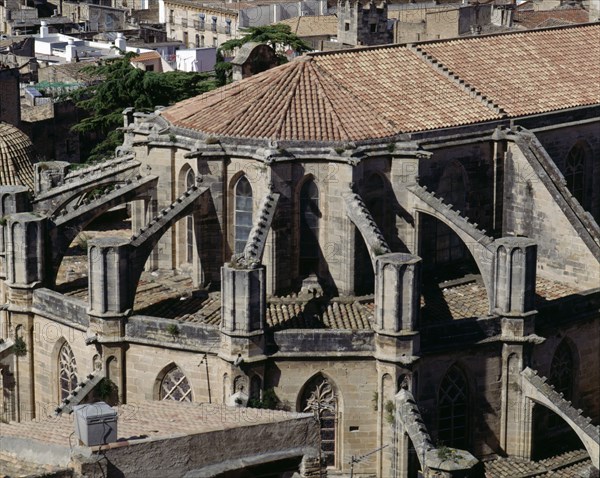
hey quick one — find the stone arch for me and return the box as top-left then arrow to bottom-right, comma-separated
437,363 -> 471,449
105,355 -> 118,381
233,374 -> 248,394
297,372 -> 341,468
521,368 -> 598,468
154,362 -> 193,402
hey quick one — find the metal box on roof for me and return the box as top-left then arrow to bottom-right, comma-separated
73,401 -> 117,446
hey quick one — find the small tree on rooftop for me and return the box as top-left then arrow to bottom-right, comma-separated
216,24 -> 312,86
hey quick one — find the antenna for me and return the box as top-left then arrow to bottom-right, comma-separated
349,444 -> 388,478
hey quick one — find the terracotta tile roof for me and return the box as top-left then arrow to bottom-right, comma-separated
0,401 -> 305,447
163,48 -> 500,141
266,297 -> 373,330
0,122 -> 35,190
274,15 -> 338,37
131,50 -> 162,62
484,449 -> 592,478
513,7 -> 589,30
416,24 -> 600,117
162,24 -> 600,142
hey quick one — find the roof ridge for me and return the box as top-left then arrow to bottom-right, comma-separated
309,60 -> 399,140
306,61 -> 352,141
406,43 -> 507,117
273,61 -> 308,140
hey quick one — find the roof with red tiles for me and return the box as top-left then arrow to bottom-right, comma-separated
513,7 -> 590,30
415,24 -> 600,117
161,24 -> 600,142
131,50 -> 162,63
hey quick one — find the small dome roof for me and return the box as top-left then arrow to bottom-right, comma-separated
0,122 -> 35,190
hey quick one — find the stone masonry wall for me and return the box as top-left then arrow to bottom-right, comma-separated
504,141 -> 599,289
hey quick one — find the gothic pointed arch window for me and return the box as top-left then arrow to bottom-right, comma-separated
186,169 -> 195,263
300,374 -> 338,467
550,341 -> 574,402
58,342 -> 78,402
158,365 -> 192,402
299,178 -> 320,276
565,142 -> 588,208
438,366 -> 469,449
234,176 -> 253,255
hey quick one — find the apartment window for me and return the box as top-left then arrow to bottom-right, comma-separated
200,35 -> 205,47
198,13 -> 205,30
344,22 -> 350,31
169,9 -> 174,24
225,18 -> 231,35
370,23 -> 377,33
181,18 -> 188,27
213,37 -> 218,47
211,16 -> 217,32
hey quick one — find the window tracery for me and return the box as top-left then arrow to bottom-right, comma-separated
301,374 -> 337,467
159,365 -> 192,402
58,342 -> 78,402
438,366 -> 469,449
234,176 -> 253,255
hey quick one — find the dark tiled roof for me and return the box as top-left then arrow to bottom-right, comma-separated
161,24 -> 600,142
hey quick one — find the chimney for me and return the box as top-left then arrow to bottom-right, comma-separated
65,38 -> 77,62
40,21 -> 49,38
115,32 -> 126,53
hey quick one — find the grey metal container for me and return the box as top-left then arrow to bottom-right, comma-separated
73,402 -> 117,446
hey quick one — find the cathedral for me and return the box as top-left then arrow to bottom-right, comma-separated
1,23 -> 599,477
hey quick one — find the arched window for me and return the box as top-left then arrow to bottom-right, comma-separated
438,366 -> 469,449
565,143 -> 587,207
365,173 -> 386,235
550,341 -> 574,401
185,169 -> 195,263
58,342 -> 78,402
300,374 -> 337,467
299,179 -> 320,276
438,162 -> 467,211
250,375 -> 262,401
159,365 -> 192,402
234,176 -> 253,255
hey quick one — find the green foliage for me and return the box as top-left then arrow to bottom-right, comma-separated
384,400 -> 395,425
14,336 -> 27,357
216,24 -> 312,86
166,323 -> 180,336
387,143 -> 396,153
0,216 -> 6,226
220,24 -> 312,57
76,232 -> 91,251
96,378 -> 118,403
437,446 -> 459,463
247,388 -> 281,410
69,54 -> 217,162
